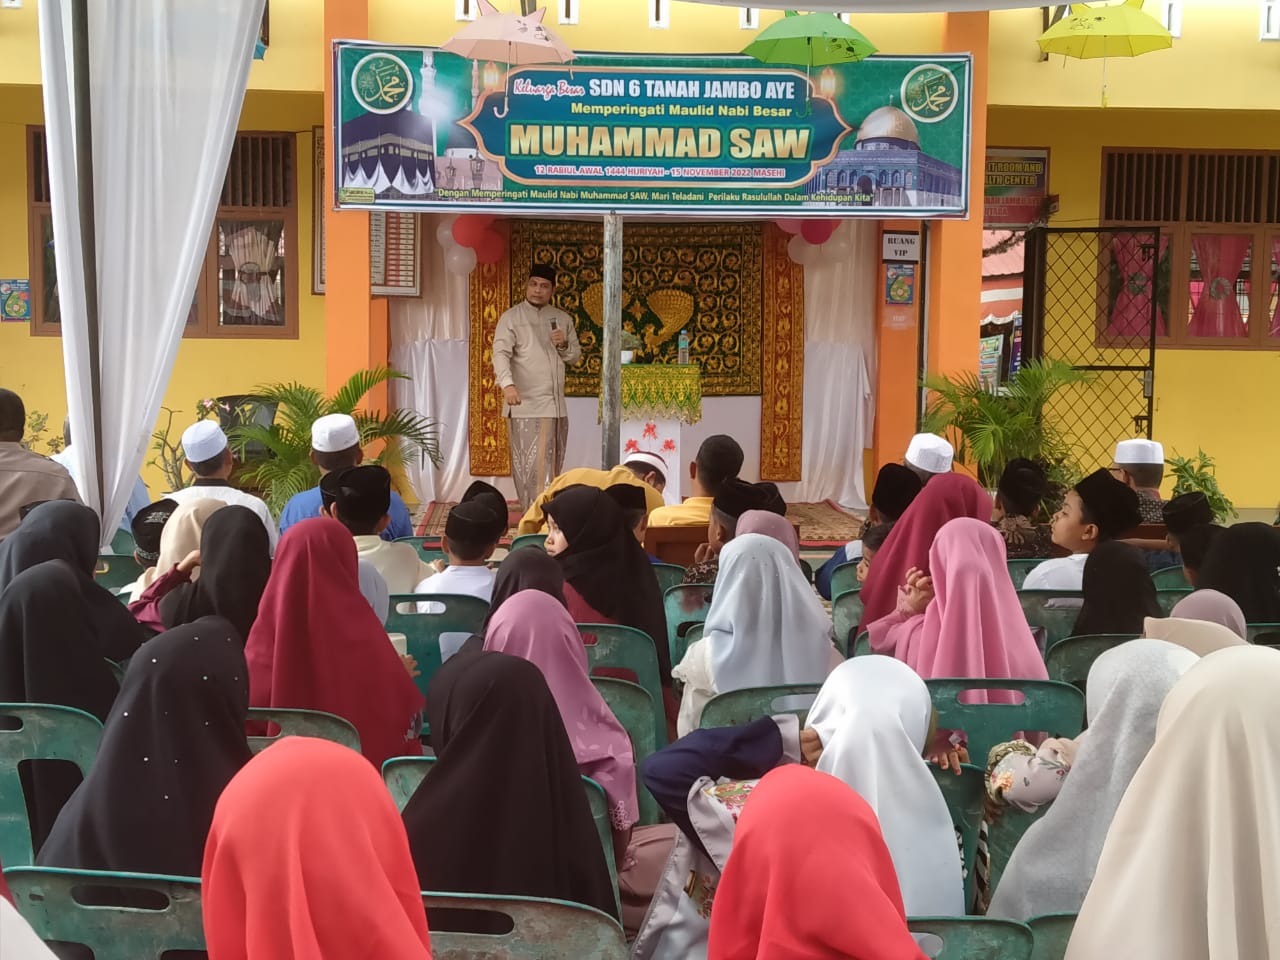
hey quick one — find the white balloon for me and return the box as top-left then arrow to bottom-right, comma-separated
445,245 -> 478,275
436,215 -> 459,248
823,236 -> 852,261
787,234 -> 822,266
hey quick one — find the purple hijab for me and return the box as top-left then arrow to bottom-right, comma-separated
484,590 -> 639,831
736,510 -> 800,563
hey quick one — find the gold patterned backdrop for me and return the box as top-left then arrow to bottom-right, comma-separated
469,221 -> 804,480
513,220 -> 763,398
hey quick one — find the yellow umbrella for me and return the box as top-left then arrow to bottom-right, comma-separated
1038,0 -> 1173,105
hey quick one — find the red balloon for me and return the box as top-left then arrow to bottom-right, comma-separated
452,214 -> 492,248
800,220 -> 837,245
474,228 -> 506,265
775,219 -> 804,235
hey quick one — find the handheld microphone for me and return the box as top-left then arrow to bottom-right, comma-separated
550,319 -> 557,330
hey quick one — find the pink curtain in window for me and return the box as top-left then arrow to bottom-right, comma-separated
1108,233 -> 1168,337
1271,236 -> 1280,337
1188,234 -> 1250,338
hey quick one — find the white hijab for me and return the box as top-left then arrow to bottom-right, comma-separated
0,898 -> 58,959
806,655 -> 965,917
988,639 -> 1198,920
1067,645 -> 1280,960
705,534 -> 834,693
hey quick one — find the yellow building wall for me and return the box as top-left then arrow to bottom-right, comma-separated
989,104 -> 1280,511
0,88 -> 325,498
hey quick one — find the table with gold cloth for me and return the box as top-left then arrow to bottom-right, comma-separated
612,364 -> 701,506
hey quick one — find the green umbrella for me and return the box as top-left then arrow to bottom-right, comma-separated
742,10 -> 877,68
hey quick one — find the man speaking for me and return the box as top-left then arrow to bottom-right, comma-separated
492,262 -> 581,510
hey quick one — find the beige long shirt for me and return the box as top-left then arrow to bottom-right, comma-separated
492,299 -> 581,419
0,442 -> 82,541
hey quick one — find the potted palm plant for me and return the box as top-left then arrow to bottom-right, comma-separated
227,367 -> 441,516
921,359 -> 1092,497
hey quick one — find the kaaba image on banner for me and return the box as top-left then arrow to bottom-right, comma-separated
509,220 -> 765,397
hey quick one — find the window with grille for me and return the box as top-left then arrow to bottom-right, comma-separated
27,128 -> 299,339
1101,147 -> 1280,348
559,0 -> 578,24
650,0 -> 668,28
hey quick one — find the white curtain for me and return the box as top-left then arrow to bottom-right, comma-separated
391,216 -> 878,510
39,0 -> 265,547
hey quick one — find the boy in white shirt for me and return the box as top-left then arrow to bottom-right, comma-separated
322,465 -> 430,595
415,491 -> 505,659
1022,468 -> 1142,591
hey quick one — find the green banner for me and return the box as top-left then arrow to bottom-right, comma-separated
333,43 -> 971,218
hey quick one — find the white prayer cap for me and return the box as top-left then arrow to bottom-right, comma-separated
181,420 -> 228,463
624,450 -> 668,476
1114,438 -> 1164,465
905,433 -> 954,474
311,413 -> 361,453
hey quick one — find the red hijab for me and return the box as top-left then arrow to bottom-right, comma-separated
708,765 -> 927,960
244,518 -> 424,767
202,737 -> 431,960
858,473 -> 991,629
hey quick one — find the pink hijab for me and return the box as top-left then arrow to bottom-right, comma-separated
869,517 -> 1046,688
859,474 -> 992,629
484,590 -> 639,831
736,510 -> 800,563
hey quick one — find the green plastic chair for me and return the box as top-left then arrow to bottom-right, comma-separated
246,707 -> 361,755
93,553 -> 144,593
579,624 -> 666,748
1007,559 -> 1049,591
4,867 -> 205,960
663,583 -> 713,671
1155,588 -> 1193,615
831,590 -> 864,658
382,757 -> 621,918
651,562 -> 686,596
107,529 -> 137,556
698,684 -> 821,729
423,892 -> 628,959
1028,912 -> 1077,960
1045,634 -> 1139,688
510,533 -> 547,551
986,805 -> 1050,901
387,593 -> 490,697
1246,623 -> 1280,646
1150,564 -> 1189,589
851,631 -> 872,657
681,622 -> 705,656
909,916 -> 1035,960
925,679 -> 1086,766
830,561 -> 861,602
1017,591 -> 1084,652
394,537 -> 447,566
590,677 -> 659,825
931,763 -> 985,909
0,703 -> 103,867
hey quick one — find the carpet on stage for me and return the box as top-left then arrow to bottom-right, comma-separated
416,499 -> 862,548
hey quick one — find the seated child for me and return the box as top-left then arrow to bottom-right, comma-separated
323,465 -> 429,594
1177,522 -> 1223,588
414,498 -> 503,662
855,522 -> 893,586
605,483 -> 659,562
1021,469 -> 1141,592
121,498 -> 177,600
682,477 -> 787,585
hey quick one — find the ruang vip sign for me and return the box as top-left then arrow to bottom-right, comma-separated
332,43 -> 973,218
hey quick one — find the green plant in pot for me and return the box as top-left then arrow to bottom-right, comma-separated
1167,448 -> 1237,523
227,367 -> 442,516
620,330 -> 641,364
921,359 -> 1092,495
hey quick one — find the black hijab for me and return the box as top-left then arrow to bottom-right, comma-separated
1198,522 -> 1280,623
544,485 -> 670,682
0,500 -> 145,661
38,615 -> 252,876
1072,541 -> 1161,637
0,560 -> 122,851
158,506 -> 271,641
482,548 -> 567,632
402,651 -> 617,920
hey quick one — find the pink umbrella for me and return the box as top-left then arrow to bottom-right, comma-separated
444,1 -> 576,116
